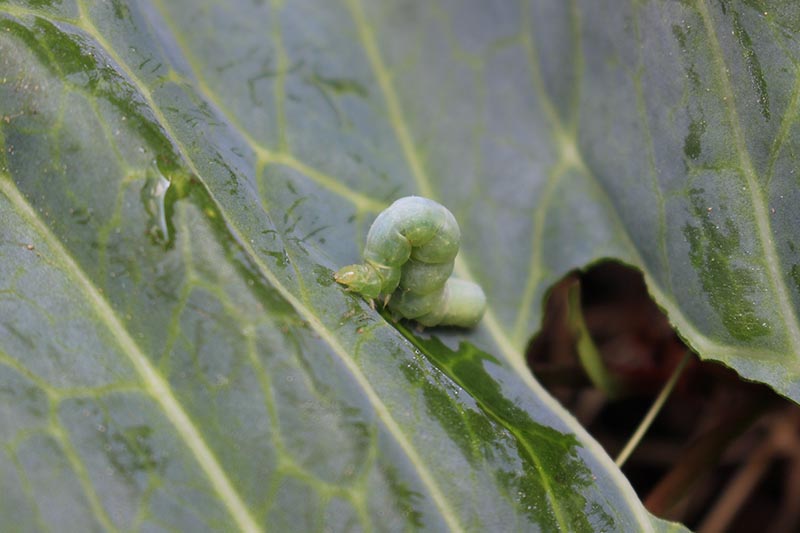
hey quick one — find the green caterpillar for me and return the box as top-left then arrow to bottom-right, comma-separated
335,196 -> 486,328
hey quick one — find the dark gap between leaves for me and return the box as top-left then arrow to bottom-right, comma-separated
526,261 -> 797,532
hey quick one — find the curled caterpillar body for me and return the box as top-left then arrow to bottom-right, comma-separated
335,196 -> 486,328
389,278 -> 486,328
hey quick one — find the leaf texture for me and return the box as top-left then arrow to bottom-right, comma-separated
2,0 -> 793,531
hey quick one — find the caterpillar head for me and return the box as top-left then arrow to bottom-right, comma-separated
334,264 -> 382,300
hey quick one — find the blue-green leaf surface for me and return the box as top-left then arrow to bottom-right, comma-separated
1,0 -> 793,531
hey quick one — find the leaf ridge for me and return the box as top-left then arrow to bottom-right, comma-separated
765,71 -> 800,189
510,6 -> 577,347
107,0 -> 387,213
510,162 -> 569,348
697,1 -> 800,362
0,176 -> 262,533
50,423 -> 119,532
629,3 -> 673,294
343,0 -> 434,199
